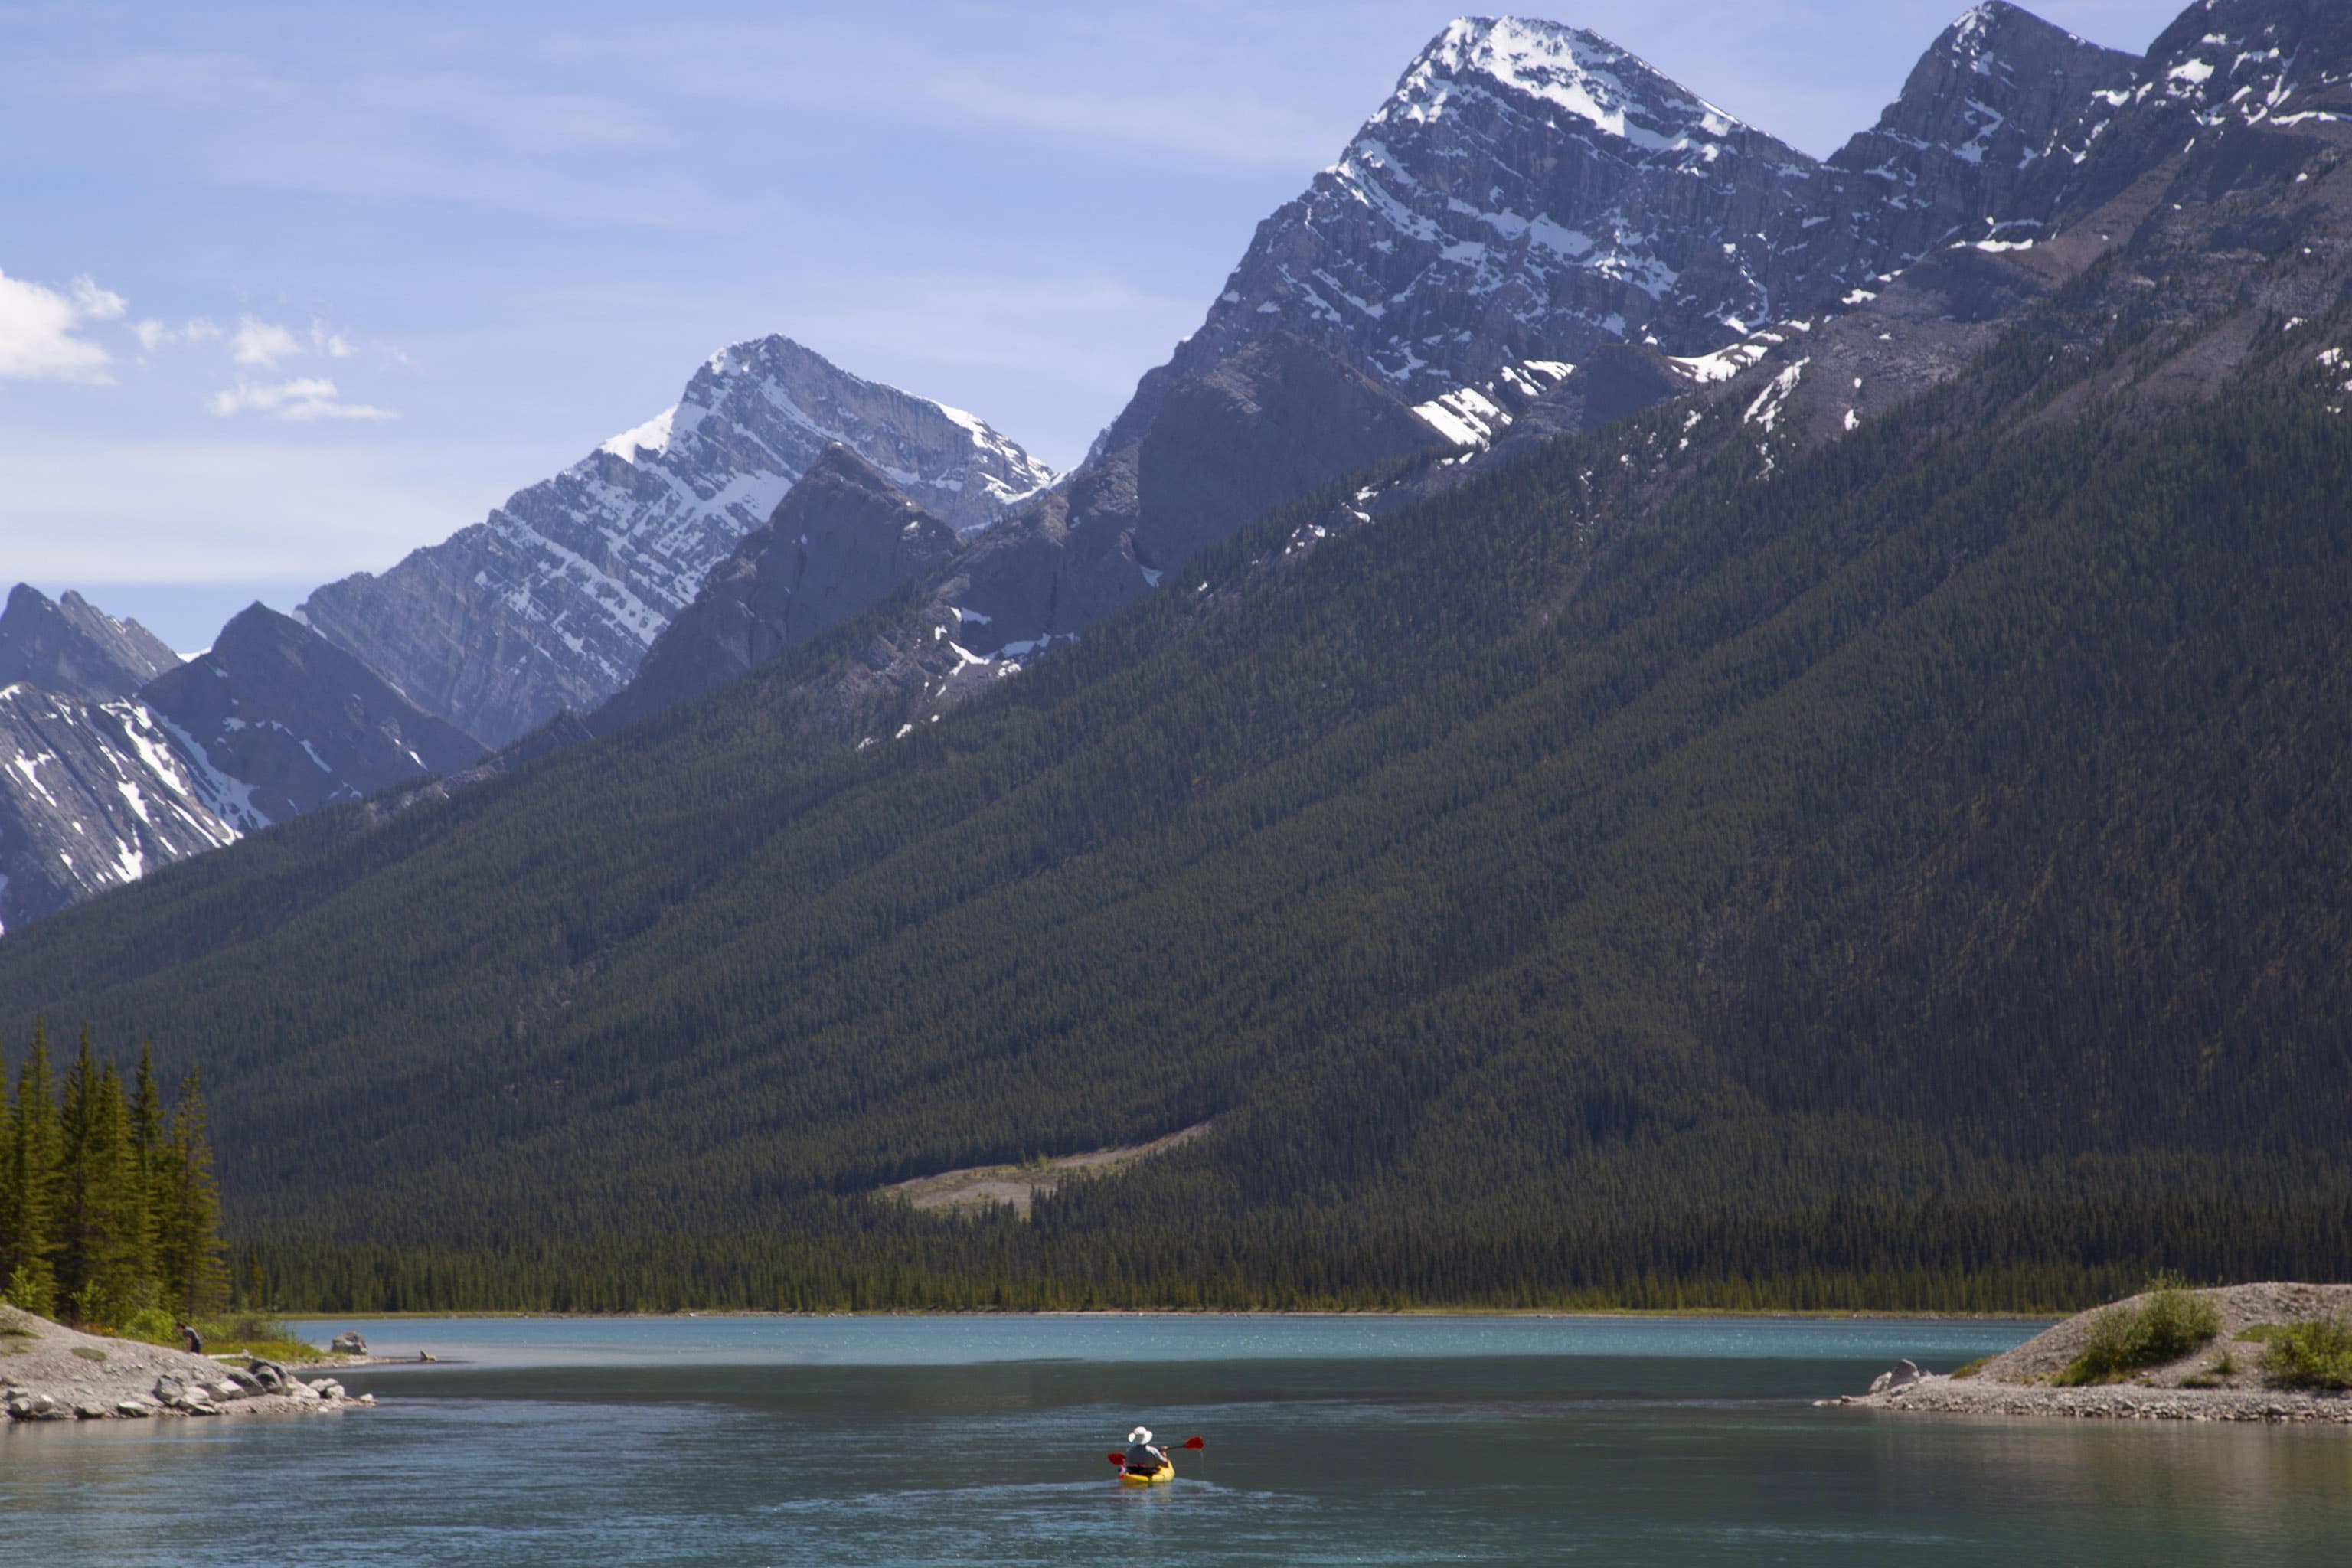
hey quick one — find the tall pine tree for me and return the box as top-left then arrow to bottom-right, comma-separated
154,1067 -> 227,1321
2,1022 -> 60,1314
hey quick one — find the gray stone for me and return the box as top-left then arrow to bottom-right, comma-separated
328,1331 -> 369,1357
74,1400 -> 109,1419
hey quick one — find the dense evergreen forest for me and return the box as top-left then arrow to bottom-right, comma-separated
0,1024 -> 227,1330
2,306 -> 2350,1315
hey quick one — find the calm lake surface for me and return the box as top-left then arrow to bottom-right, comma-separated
7,1314 -> 2350,1564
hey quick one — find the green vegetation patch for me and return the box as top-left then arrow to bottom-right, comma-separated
1949,1357 -> 1988,1380
2234,1322 -> 2291,1344
69,1345 -> 106,1363
2054,1279 -> 2221,1386
2261,1318 -> 2352,1391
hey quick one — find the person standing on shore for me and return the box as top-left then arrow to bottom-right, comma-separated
179,1323 -> 203,1354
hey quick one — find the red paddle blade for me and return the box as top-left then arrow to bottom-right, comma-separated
1106,1453 -> 1127,1465
1183,1436 -> 1206,1449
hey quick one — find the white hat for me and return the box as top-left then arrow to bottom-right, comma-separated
1127,1426 -> 1153,1444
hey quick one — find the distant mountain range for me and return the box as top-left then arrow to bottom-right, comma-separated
0,0 -> 2331,936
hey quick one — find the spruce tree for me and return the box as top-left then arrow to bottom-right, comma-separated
54,1033 -> 142,1322
2,1023 -> 59,1314
126,1044 -> 163,1301
155,1068 -> 227,1320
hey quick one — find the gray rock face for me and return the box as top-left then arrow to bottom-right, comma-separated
140,604 -> 484,826
1137,8 -> 2135,420
945,335 -> 1439,655
297,335 -> 1055,746
2030,0 -> 2352,220
0,603 -> 485,932
1167,17 -> 1834,400
0,585 -> 181,702
0,683 -> 241,932
1828,3 -> 2135,260
595,446 -> 961,733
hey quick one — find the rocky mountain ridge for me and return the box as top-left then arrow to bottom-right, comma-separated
0,591 -> 485,931
297,335 -> 1056,748
593,445 -> 965,733
0,585 -> 181,703
1146,5 -> 2132,408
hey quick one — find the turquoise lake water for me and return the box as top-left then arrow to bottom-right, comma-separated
5,1314 -> 2350,1564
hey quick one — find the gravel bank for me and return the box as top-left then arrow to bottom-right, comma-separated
1,1305 -> 373,1423
1831,1282 -> 2352,1424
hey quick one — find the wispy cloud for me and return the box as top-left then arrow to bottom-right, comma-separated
209,375 -> 396,421
0,270 -> 128,382
230,315 -> 303,366
57,47 -> 717,228
132,316 -> 224,351
0,436 -> 483,584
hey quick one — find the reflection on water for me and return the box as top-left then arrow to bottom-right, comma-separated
4,1315 -> 2347,1566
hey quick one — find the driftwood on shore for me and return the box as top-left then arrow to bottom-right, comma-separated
1831,1282 -> 2352,1425
0,1305 -> 374,1423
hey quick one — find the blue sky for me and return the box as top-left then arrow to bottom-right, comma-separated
2,0 -> 2189,649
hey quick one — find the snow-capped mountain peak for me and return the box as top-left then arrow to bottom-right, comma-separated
599,404 -> 678,462
1382,16 -> 1743,153
299,334 -> 1057,746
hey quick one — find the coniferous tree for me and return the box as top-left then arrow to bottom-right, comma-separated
54,1035 -> 142,1321
154,1068 -> 227,1320
2,1022 -> 60,1314
126,1044 -> 163,1300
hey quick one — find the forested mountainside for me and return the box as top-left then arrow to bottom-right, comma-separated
5,204 -> 2352,1312
4,0 -> 2351,1313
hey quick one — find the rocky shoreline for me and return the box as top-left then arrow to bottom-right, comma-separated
1831,1282 -> 2352,1425
1834,1373 -> 2352,1424
2,1306 -> 373,1423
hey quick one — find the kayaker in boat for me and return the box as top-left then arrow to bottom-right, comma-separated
1122,1426 -> 1169,1476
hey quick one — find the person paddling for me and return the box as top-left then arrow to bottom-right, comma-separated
1122,1426 -> 1169,1477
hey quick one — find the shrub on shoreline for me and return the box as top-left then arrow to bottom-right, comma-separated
2261,1318 -> 2352,1391
2054,1278 -> 2220,1386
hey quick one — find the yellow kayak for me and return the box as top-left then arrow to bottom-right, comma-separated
1119,1464 -> 1175,1485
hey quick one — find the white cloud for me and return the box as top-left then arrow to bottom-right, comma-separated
230,315 -> 303,366
132,316 -> 224,351
209,375 -> 396,421
0,269 -> 129,382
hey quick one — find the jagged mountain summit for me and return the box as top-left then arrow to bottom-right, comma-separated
297,335 -> 1056,748
1828,2 -> 2136,256
1146,8 -> 2130,409
0,600 -> 483,930
0,584 -> 181,703
594,445 -> 964,733
140,604 -> 484,826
